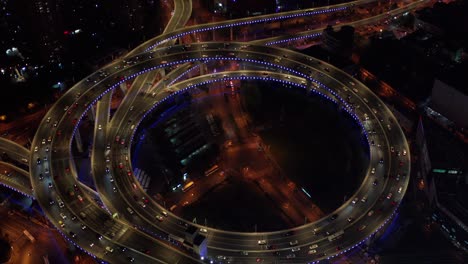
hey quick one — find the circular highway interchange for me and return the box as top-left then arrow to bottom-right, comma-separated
28,7 -> 411,264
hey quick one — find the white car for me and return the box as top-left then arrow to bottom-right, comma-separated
60,213 -> 67,219
155,214 -> 163,222
289,240 -> 298,246
291,247 -> 301,252
258,240 -> 267,245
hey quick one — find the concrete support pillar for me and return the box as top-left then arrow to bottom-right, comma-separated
120,82 -> 127,94
74,129 -> 84,153
159,68 -> 166,78
88,104 -> 96,122
199,62 -> 205,75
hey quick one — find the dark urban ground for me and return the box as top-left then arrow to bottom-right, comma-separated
134,81 -> 368,231
244,82 -> 369,213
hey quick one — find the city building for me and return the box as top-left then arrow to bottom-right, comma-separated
430,75 -> 468,129
415,117 -> 468,252
321,25 -> 355,58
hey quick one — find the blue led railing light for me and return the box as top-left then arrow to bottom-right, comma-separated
145,7 -> 348,51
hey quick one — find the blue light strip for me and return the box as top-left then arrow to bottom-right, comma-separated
145,7 -> 347,51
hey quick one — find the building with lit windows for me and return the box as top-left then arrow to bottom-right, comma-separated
415,117 -> 468,252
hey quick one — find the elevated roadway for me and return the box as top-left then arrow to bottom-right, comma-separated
28,41 -> 410,263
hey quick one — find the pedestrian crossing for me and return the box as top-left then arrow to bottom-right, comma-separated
134,168 -> 150,192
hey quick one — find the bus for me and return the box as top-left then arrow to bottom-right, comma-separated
204,165 -> 219,177
23,229 -> 35,243
327,230 -> 344,242
182,181 -> 195,192
169,234 -> 184,243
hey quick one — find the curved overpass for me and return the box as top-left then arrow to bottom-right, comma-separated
28,40 -> 410,263
0,0 -> 419,263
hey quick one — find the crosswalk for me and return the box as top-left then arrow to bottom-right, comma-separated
134,168 -> 150,192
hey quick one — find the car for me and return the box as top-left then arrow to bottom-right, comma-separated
69,231 -> 77,238
127,207 -> 134,215
308,249 -> 317,255
371,167 -> 376,174
398,186 -> 403,193
39,174 -> 44,181
367,210 -> 374,216
58,220 -> 65,228
60,212 -> 67,219
89,243 -> 94,247
379,158 -> 384,164
71,215 -> 77,221
49,199 -> 55,205
105,246 -> 114,253
200,228 -> 208,233
77,195 -> 83,202
291,247 -> 301,252
390,146 -> 395,152
127,257 -> 135,262
330,214 -> 338,221
48,182 -> 53,188
289,240 -> 298,246
258,240 -> 267,245
112,186 -> 117,192
286,253 -> 295,259
387,193 -> 393,199
81,224 -> 87,230
347,217 -> 353,222
373,180 -> 378,186
98,124 -> 102,130
34,146 -> 38,152
309,244 -> 318,249
361,196 -> 368,203
161,211 -> 168,217
403,149 -> 407,156
240,251 -> 249,255
352,197 -> 359,204
155,214 -> 163,221
119,246 -> 127,252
